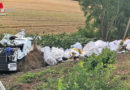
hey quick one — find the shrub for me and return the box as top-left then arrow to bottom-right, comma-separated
39,33 -> 94,49
58,48 -> 127,90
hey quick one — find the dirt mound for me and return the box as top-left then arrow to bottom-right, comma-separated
18,48 -> 45,72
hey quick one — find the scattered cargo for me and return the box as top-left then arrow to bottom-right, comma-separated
0,31 -> 129,71
0,30 -> 32,71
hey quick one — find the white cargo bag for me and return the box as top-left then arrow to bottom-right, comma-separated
51,47 -> 64,62
126,43 -> 130,50
95,40 -> 108,48
71,42 -> 82,50
43,47 -> 57,66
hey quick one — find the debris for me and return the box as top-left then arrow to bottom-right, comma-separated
0,30 -> 129,70
63,49 -> 72,59
83,41 -> 97,57
51,47 -> 64,62
42,46 -> 57,66
95,40 -> 108,48
108,40 -> 122,51
71,42 -> 82,49
123,39 -> 130,45
18,47 -> 45,71
0,30 -> 33,71
0,81 -> 6,90
126,43 -> 130,51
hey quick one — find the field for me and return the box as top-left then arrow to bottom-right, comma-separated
0,0 -> 85,34
0,0 -> 130,89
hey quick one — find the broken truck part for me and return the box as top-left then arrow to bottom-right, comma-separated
0,30 -> 32,71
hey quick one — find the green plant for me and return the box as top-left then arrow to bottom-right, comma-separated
0,34 -> 4,40
19,73 -> 37,83
40,33 -> 94,49
79,0 -> 130,41
58,48 -> 127,90
19,69 -> 56,83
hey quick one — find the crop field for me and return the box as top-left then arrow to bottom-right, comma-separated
0,0 -> 85,34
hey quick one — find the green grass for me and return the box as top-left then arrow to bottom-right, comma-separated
8,62 -> 75,90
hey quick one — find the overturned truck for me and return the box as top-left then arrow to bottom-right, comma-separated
0,30 -> 32,71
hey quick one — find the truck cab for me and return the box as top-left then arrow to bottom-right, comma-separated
0,30 -> 32,71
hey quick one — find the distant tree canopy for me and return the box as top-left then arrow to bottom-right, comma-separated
78,0 -> 130,41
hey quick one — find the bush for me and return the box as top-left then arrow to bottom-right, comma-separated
40,33 -> 94,49
57,48 -> 127,90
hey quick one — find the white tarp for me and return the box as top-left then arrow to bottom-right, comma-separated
83,41 -> 99,57
95,40 -> 108,48
126,43 -> 130,50
41,39 -> 129,65
71,42 -> 82,50
63,49 -> 72,59
51,47 -> 64,62
108,40 -> 122,51
123,39 -> 130,45
42,46 -> 57,66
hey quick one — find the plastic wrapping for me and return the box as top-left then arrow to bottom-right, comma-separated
126,43 -> 130,50
108,40 -> 122,51
51,47 -> 64,61
71,42 -> 82,49
42,47 -> 57,66
63,49 -> 72,59
124,39 -> 130,45
95,40 -> 108,48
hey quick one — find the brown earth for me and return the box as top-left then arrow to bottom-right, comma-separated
0,0 -> 85,34
115,53 -> 130,86
18,47 -> 45,72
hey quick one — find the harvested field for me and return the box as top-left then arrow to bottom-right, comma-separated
0,0 -> 85,34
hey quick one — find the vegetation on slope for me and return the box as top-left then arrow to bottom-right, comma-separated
8,49 -> 130,90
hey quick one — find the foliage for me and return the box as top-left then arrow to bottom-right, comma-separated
0,34 -> 4,40
57,49 -> 127,90
41,33 -> 93,49
19,73 -> 37,83
19,69 -> 56,83
9,49 -> 129,90
73,27 -> 100,39
26,32 -> 95,49
79,0 -> 130,41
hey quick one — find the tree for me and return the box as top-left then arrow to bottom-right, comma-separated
79,0 -> 130,41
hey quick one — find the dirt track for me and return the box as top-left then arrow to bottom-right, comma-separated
0,0 -> 85,34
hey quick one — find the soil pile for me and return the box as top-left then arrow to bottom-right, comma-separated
18,47 -> 45,72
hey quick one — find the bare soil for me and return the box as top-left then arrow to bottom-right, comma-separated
18,48 -> 45,72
